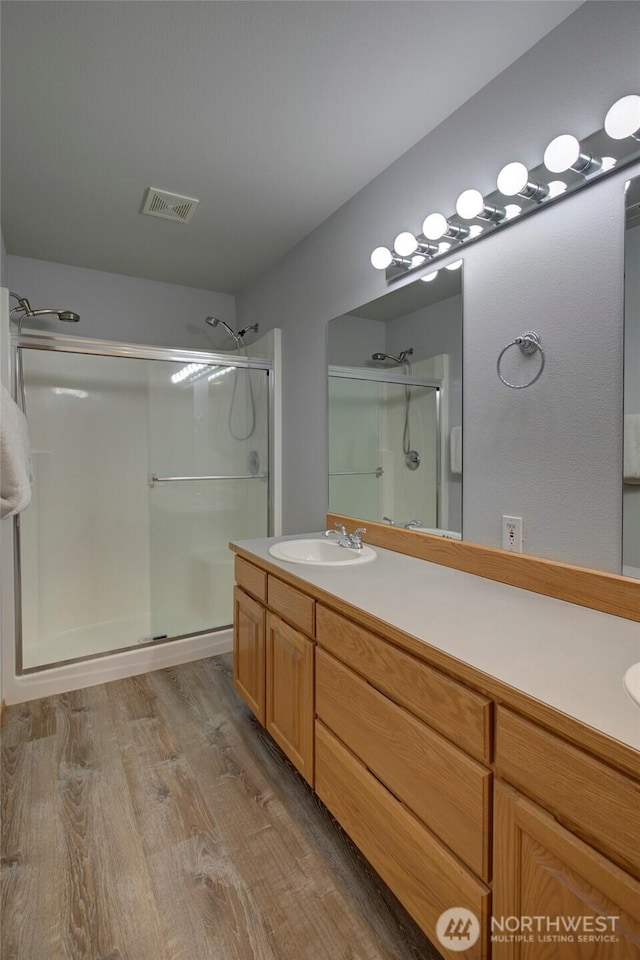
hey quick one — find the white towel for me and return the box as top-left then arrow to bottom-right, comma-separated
450,424 -> 462,475
1,385 -> 33,518
624,414 -> 640,484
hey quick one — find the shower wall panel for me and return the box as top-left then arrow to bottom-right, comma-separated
380,378 -> 438,529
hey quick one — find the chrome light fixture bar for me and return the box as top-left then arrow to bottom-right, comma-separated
372,93 -> 640,283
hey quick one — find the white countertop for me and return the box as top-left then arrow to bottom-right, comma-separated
233,533 -> 640,753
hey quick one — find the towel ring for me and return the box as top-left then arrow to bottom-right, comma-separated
497,331 -> 545,389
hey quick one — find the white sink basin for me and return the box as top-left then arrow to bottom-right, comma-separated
623,662 -> 640,708
268,538 -> 376,566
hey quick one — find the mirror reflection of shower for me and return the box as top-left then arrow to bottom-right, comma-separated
370,348 -> 421,470
204,317 -> 259,440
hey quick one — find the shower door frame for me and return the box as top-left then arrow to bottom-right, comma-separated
328,364 -> 443,528
10,331 -> 279,674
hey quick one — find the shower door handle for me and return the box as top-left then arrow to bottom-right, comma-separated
149,473 -> 267,486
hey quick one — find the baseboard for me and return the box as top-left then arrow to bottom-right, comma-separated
3,629 -> 233,706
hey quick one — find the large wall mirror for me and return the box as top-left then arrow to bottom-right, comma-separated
327,264 -> 462,538
624,173 -> 640,580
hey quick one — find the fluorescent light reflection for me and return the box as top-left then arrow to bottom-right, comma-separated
52,388 -> 88,399
171,363 -> 235,385
208,366 -> 235,383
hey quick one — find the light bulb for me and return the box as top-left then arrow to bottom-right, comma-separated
438,241 -> 452,254
456,188 -> 505,223
420,271 -> 439,283
604,94 -> 640,140
445,260 -> 463,271
468,225 -> 484,239
394,232 -> 418,257
601,157 -> 617,172
456,189 -> 485,220
547,180 -> 568,198
544,134 -> 580,173
422,213 -> 448,240
496,162 -> 549,203
504,204 -> 522,220
497,162 -> 529,196
371,246 -> 393,270
411,255 -> 427,269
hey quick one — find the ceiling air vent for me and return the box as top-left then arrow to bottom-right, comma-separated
141,187 -> 199,223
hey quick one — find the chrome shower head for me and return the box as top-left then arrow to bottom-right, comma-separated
371,349 -> 413,364
9,292 -> 80,328
204,316 -> 242,346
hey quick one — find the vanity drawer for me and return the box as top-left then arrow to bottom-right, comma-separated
316,648 -> 491,879
316,721 -> 490,960
316,604 -> 492,763
267,576 -> 315,637
235,556 -> 268,603
495,706 -> 640,877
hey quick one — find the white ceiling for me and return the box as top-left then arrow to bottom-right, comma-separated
1,1 -> 582,294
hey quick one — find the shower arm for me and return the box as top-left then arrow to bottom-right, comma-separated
9,292 -> 80,330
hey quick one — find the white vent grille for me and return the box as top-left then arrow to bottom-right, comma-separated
141,187 -> 199,223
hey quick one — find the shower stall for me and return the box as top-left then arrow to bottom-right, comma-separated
328,360 -> 447,529
10,330 -> 276,673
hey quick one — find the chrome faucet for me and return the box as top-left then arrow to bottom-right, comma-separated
404,519 -> 424,529
324,521 -> 367,549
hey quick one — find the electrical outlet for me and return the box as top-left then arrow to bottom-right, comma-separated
502,515 -> 523,552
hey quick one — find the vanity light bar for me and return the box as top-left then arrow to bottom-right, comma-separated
371,93 -> 640,283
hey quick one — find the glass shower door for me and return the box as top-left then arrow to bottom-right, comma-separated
147,359 -> 269,639
18,348 -> 154,668
17,344 -> 270,671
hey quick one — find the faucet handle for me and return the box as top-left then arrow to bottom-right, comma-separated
334,521 -> 347,536
382,516 -> 395,526
351,527 -> 366,545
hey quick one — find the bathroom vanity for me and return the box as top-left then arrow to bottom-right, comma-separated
231,533 -> 640,960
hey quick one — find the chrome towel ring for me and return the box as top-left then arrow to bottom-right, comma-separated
497,331 -> 545,389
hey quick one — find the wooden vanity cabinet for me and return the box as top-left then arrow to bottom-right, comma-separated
233,548 -> 640,960
493,782 -> 640,960
233,558 -> 316,785
233,586 -> 266,724
493,709 -> 640,959
266,612 -> 314,783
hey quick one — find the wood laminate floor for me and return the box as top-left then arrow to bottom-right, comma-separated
1,654 -> 442,960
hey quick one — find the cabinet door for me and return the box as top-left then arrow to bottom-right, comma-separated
493,781 -> 640,960
266,612 -> 314,785
233,586 -> 266,724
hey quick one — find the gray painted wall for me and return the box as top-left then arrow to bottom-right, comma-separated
0,231 -> 7,289
237,2 -> 640,573
327,314 -> 385,367
6,256 -> 235,351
